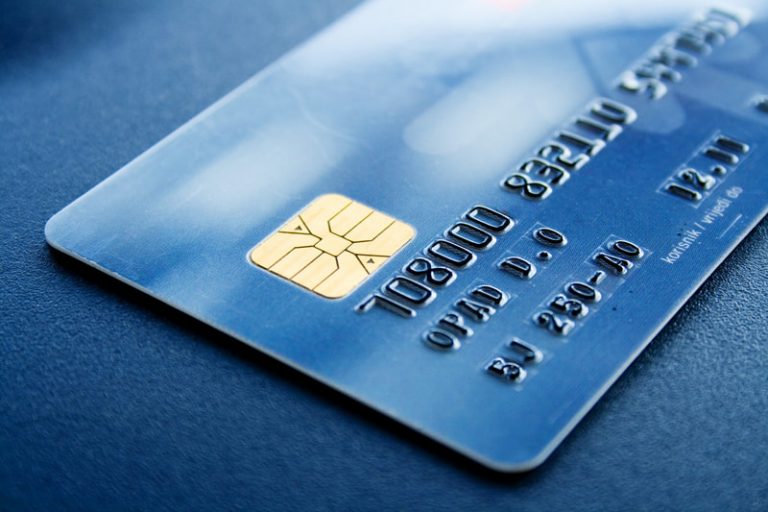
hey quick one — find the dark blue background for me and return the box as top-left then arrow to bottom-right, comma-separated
2,1 -> 767,510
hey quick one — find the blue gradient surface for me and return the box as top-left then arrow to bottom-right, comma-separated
3,0 -> 768,509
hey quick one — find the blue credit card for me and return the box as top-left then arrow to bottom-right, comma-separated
46,0 -> 768,471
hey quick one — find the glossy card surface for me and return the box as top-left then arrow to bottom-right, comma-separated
46,0 -> 768,471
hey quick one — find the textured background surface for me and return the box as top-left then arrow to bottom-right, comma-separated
1,1 -> 767,510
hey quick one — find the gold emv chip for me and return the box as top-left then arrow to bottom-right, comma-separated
249,194 -> 415,299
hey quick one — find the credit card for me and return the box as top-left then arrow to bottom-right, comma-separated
46,0 -> 768,471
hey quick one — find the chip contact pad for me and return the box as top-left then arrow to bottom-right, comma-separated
249,194 -> 414,299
